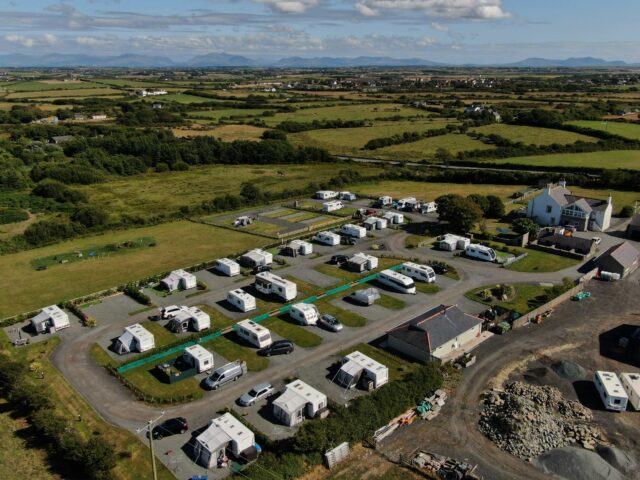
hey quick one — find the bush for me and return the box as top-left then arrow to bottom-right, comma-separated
23,218 -> 83,246
32,179 -> 87,204
0,207 -> 29,224
72,206 -> 109,228
619,205 -> 635,218
123,284 -> 151,306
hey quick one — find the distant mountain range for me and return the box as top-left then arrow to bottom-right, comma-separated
0,53 -> 636,68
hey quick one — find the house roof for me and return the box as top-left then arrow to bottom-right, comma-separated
547,186 -> 571,206
630,214 -> 640,228
565,195 -> 608,212
388,305 -> 483,353
598,241 -> 639,269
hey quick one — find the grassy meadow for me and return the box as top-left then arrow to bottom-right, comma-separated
262,103 -> 426,126
488,150 -> 640,170
567,120 -> 640,140
372,133 -> 493,160
172,124 -> 266,141
472,124 -> 597,145
351,180 -> 526,201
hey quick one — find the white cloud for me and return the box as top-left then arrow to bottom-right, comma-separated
354,1 -> 511,20
431,21 -> 448,32
75,36 -> 102,46
43,33 -> 58,45
255,0 -> 319,13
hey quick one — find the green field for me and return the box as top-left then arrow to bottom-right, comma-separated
262,103 -> 425,126
203,332 -> 269,371
0,221 -> 268,318
263,315 -> 323,348
5,87 -> 123,99
2,80 -> 105,91
372,133 -> 493,160
145,93 -> 210,104
567,120 -> 640,140
188,108 -> 269,121
506,248 -> 580,273
352,180 -> 525,201
465,283 -> 549,314
568,186 -> 640,209
313,298 -> 367,327
472,124 -> 597,145
488,150 -> 640,170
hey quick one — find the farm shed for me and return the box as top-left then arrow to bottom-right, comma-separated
31,305 -> 70,334
240,249 -> 273,268
193,413 -> 256,468
183,344 -> 214,373
596,241 -> 639,278
273,380 -> 328,427
160,269 -> 197,292
336,351 -> 389,390
387,305 -> 483,363
114,324 -> 155,354
215,258 -> 240,277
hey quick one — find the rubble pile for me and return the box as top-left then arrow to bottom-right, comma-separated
479,381 -> 601,460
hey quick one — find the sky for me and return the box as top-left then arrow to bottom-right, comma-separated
0,0 -> 639,63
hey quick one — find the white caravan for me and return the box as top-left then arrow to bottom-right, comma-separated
288,239 -> 313,255
594,371 -> 628,412
290,303 -> 320,326
620,373 -> 640,410
383,211 -> 404,225
215,258 -> 240,276
315,190 -> 338,200
378,269 -> 416,294
438,234 -> 471,251
182,345 -> 215,373
227,289 -> 257,313
255,272 -> 297,301
315,231 -> 341,246
323,200 -> 344,212
337,351 -> 389,390
465,244 -> 497,262
236,320 -> 272,349
396,197 -> 417,210
193,413 -> 255,468
160,269 -> 197,292
114,324 -> 155,354
31,305 -> 70,334
400,262 -> 436,283
341,224 -> 367,238
377,196 -> 393,206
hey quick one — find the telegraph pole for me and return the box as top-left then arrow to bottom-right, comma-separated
137,411 -> 165,480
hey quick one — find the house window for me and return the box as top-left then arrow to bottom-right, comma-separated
546,205 -> 553,213
614,399 -> 621,405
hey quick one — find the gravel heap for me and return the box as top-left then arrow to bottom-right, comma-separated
551,360 -> 588,380
479,381 -> 601,461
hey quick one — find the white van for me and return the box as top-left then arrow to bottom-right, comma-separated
378,269 -> 416,294
236,320 -> 272,349
400,262 -> 436,283
465,244 -> 497,262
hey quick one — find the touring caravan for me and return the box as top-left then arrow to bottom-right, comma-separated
347,252 -> 378,272
400,262 -> 436,283
31,305 -> 70,334
419,201 -> 437,214
336,351 -> 389,390
339,191 -> 357,201
182,345 -> 214,373
168,306 -> 211,333
240,249 -> 273,268
255,272 -> 297,301
236,320 -> 272,348
363,217 -> 388,230
315,190 -> 338,200
376,196 -> 393,207
396,197 -> 417,211
227,289 -> 257,313
594,371 -> 628,412
215,258 -> 240,277
383,211 -> 404,225
465,244 -> 497,262
620,373 -> 640,410
193,413 -> 256,468
323,200 -> 344,212
288,239 -> 313,255
114,324 -> 155,354
438,234 -> 471,251
273,380 -> 327,427
290,303 -> 320,326
378,269 -> 416,294
160,269 -> 197,292
340,224 -> 367,238
315,231 -> 341,246
348,288 -> 380,306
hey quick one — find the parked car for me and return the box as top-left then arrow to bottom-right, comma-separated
318,314 -> 343,332
159,305 -> 182,319
238,383 -> 274,406
202,361 -> 247,390
252,265 -> 272,275
341,236 -> 357,245
150,417 -> 188,440
259,339 -> 294,356
431,264 -> 448,275
330,254 -> 350,265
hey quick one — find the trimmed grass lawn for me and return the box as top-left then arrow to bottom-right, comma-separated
195,304 -> 236,330
139,321 -> 176,348
314,298 -> 367,327
488,150 -> 640,171
262,208 -> 299,218
340,343 -> 420,381
262,315 -> 323,348
567,120 -> 640,140
285,210 -> 323,222
314,257 -> 403,283
7,338 -> 174,480
373,133 -> 493,161
286,276 -> 334,297
415,282 -> 440,294
465,283 -> 549,314
351,181 -> 526,201
472,124 -> 597,145
505,248 -> 580,273
237,220 -> 283,236
203,332 -> 268,371
0,221 -> 269,319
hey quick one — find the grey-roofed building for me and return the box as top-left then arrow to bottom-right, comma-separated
596,241 -> 639,278
627,214 -> 640,241
386,305 -> 483,363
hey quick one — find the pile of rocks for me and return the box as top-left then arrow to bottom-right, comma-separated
479,382 -> 601,460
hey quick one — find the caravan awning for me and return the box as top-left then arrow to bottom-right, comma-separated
273,388 -> 307,414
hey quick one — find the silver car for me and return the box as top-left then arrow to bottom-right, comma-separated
238,382 -> 274,406
318,314 -> 343,332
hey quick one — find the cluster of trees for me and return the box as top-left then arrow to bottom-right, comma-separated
275,119 -> 367,133
0,207 -> 28,224
435,193 -> 505,232
363,124 -> 459,150
116,102 -> 185,126
32,179 -> 88,204
0,354 -> 117,480
512,218 -> 541,237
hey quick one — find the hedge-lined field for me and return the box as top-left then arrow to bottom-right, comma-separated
488,149 -> 640,170
567,120 -> 640,140
472,124 -> 598,145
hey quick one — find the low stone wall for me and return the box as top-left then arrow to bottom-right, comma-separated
527,242 -> 590,260
512,284 -> 585,329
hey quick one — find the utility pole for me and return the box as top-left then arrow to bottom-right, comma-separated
137,411 -> 165,480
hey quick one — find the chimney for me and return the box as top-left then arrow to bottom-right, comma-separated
608,195 -> 612,205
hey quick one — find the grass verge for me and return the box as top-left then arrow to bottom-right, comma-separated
203,332 -> 269,371
263,315 -> 323,348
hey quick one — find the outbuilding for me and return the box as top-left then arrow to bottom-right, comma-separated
193,413 -> 257,468
182,344 -> 214,373
289,303 -> 320,326
627,214 -> 640,240
215,258 -> 240,277
273,380 -> 328,427
596,241 -> 639,279
315,231 -> 341,246
227,289 -> 257,313
160,269 -> 197,292
114,324 -> 155,354
341,224 -> 366,238
336,351 -> 389,390
31,305 -> 70,334
240,249 -> 273,268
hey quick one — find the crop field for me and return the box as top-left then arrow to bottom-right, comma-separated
471,124 -> 597,145
487,149 -> 640,170
76,163 -> 381,218
288,119 -> 455,155
188,108 -> 269,120
5,87 -> 123,99
0,221 -> 268,318
567,120 -> 640,140
172,124 -> 266,141
372,133 -> 493,160
351,180 -> 525,201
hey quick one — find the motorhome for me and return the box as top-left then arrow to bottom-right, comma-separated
400,262 -> 436,283
620,372 -> 640,410
378,269 -> 416,294
315,231 -> 341,246
215,258 -> 240,277
315,190 -> 338,200
341,224 -> 367,238
227,289 -> 257,313
288,239 -> 313,255
594,371 -> 628,412
323,200 -> 344,212
254,272 -> 297,301
347,252 -> 378,272
236,320 -> 272,349
383,211 -> 404,224
438,234 -> 471,251
465,244 -> 497,262
336,351 -> 389,390
240,249 -> 273,268
289,303 -> 320,326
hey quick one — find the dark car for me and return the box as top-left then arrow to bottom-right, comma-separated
431,264 -> 448,275
252,265 -> 272,274
150,417 -> 188,440
259,340 -> 294,356
330,255 -> 350,265
341,236 -> 357,245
